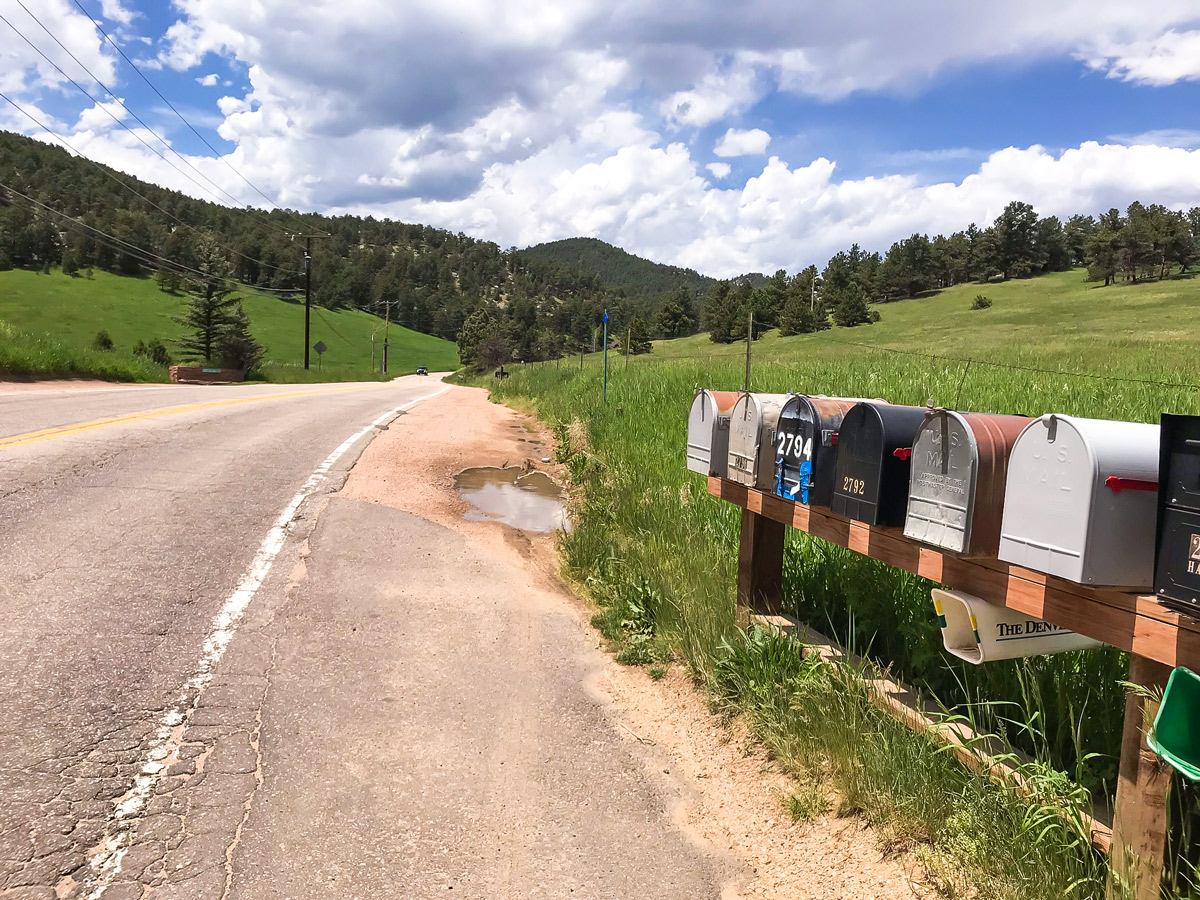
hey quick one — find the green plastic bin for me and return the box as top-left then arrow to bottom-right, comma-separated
1147,667 -> 1200,781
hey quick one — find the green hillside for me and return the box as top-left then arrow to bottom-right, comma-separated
521,237 -> 719,303
649,267 -> 1200,389
0,268 -> 458,382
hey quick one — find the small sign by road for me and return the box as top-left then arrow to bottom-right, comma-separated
313,341 -> 327,356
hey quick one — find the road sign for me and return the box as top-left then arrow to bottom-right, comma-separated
313,341 -> 327,356
603,311 -> 608,323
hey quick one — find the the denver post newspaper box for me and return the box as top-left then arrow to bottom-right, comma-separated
999,414 -> 1159,588
686,390 -> 741,479
774,396 -> 859,507
1155,414 -> 1200,616
831,403 -> 929,526
904,410 -> 1029,556
727,393 -> 792,489
932,588 -> 1101,664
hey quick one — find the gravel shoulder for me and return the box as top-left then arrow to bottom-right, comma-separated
341,384 -> 929,900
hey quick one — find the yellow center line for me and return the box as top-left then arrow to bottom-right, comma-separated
0,384 -> 388,451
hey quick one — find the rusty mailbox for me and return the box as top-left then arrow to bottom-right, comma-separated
904,410 -> 1029,556
774,396 -> 859,507
686,390 -> 741,479
727,393 -> 792,489
999,414 -> 1160,588
1155,414 -> 1200,615
831,403 -> 930,526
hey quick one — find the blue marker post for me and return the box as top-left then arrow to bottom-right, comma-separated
602,310 -> 609,404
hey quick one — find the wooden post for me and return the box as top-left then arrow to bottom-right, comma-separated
1109,654 -> 1174,900
737,507 -> 785,615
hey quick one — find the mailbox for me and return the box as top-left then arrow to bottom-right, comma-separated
932,589 -> 1100,664
831,403 -> 929,525
1154,415 -> 1200,616
686,390 -> 741,479
999,414 -> 1159,588
727,393 -> 792,489
774,396 -> 860,507
904,411 -> 1029,556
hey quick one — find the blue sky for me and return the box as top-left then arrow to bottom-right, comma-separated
5,0 -> 1200,276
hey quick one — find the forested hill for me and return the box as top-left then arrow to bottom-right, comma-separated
521,237 -> 718,304
0,129 -> 672,360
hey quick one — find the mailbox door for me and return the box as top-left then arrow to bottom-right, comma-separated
1156,507 -> 1200,616
831,404 -> 885,523
686,392 -> 714,475
960,413 -> 1030,557
905,411 -> 976,553
1162,414 -> 1200,513
774,396 -> 808,499
999,417 -> 1092,582
727,394 -> 759,486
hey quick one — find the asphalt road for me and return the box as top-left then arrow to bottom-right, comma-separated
0,378 -> 733,900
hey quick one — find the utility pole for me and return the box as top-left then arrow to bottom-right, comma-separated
303,236 -> 312,370
625,325 -> 630,370
745,308 -> 753,391
602,310 -> 609,404
383,297 -> 391,375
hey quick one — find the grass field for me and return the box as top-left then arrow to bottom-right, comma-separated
481,269 -> 1200,900
0,267 -> 459,382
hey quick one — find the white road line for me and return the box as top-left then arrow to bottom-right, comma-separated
84,385 -> 452,898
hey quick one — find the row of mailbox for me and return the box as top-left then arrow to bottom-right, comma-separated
686,390 -> 1200,617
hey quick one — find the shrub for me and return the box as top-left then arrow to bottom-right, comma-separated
91,329 -> 114,351
133,338 -> 172,367
972,294 -> 993,310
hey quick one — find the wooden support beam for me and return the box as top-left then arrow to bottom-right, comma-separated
1109,655 -> 1174,900
737,507 -> 785,615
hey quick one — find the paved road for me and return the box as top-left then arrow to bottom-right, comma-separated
0,379 -> 733,899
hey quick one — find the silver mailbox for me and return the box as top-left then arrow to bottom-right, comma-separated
999,414 -> 1160,588
686,390 -> 741,478
904,411 -> 1029,556
727,393 -> 792,489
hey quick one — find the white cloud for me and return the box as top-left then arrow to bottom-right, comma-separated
0,0 -> 120,94
706,162 -> 731,179
714,128 -> 771,157
1083,29 -> 1200,85
196,72 -> 219,86
99,0 -> 135,25
1109,129 -> 1200,150
74,97 -> 128,132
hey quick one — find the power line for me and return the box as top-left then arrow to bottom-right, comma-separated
8,2 -> 293,239
0,90 -> 303,282
0,177 -> 301,296
71,0 -> 291,215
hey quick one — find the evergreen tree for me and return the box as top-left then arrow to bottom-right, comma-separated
831,283 -> 873,327
627,316 -> 652,354
655,287 -> 697,338
217,303 -> 266,375
702,281 -> 740,344
176,236 -> 240,363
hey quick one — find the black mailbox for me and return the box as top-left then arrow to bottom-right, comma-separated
831,403 -> 929,525
774,396 -> 858,507
1155,414 -> 1200,616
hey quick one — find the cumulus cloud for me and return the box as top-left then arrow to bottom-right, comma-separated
195,72 -> 219,86
0,0 -> 120,94
714,128 -> 771,157
706,162 -> 731,179
1082,29 -> 1200,85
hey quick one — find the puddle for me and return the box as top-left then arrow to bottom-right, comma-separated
454,466 -> 570,533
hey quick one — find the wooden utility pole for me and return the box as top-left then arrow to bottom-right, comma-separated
303,236 -> 312,370
744,309 -> 753,391
626,325 -> 630,369
383,297 -> 391,374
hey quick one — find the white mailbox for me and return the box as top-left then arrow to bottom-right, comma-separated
686,390 -> 741,478
932,589 -> 1101,664
727,393 -> 792,489
998,414 -> 1160,588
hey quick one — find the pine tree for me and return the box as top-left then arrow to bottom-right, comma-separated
831,283 -> 873,327
176,235 -> 239,363
217,303 -> 266,374
627,316 -> 652,354
702,281 -> 740,344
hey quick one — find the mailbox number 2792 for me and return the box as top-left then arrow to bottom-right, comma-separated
842,476 -> 866,496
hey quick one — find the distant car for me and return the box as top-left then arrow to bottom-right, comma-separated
416,366 -> 428,376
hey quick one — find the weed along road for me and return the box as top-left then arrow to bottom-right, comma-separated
0,378 -> 741,900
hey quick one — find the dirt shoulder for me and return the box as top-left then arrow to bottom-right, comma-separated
342,384 -> 927,900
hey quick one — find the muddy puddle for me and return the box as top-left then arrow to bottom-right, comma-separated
454,466 -> 570,533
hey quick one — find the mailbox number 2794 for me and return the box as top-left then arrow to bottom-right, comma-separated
842,476 -> 866,496
776,433 -> 813,460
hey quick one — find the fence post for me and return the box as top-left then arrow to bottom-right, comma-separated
1108,654 -> 1173,900
737,507 -> 785,616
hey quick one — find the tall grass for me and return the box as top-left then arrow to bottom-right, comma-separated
0,320 -> 169,382
481,347 -> 1200,898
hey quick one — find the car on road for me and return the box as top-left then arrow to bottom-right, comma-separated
416,366 -> 428,376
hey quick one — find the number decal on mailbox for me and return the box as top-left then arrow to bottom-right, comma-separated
842,476 -> 865,496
